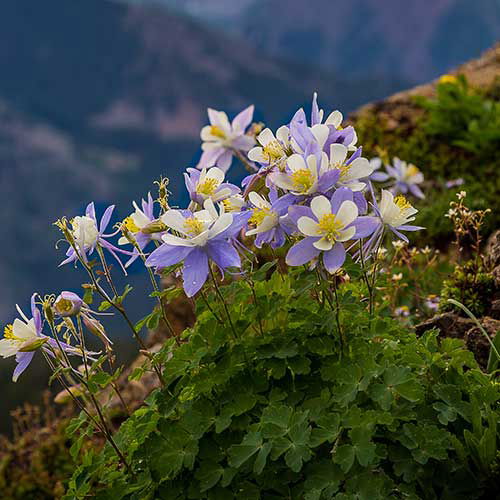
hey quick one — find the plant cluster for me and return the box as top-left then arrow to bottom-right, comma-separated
0,93 -> 498,498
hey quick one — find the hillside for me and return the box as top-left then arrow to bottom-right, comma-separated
155,0 -> 500,83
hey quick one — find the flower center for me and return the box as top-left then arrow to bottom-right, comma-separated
249,207 -> 273,227
291,169 -> 314,193
394,195 -> 412,211
197,178 -> 219,196
210,126 -> 226,139
406,164 -> 420,178
262,140 -> 284,163
124,216 -> 140,233
183,217 -> 205,236
3,324 -> 20,341
72,216 -> 99,246
317,214 -> 343,241
54,298 -> 74,315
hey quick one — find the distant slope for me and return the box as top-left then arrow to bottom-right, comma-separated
153,0 -> 500,83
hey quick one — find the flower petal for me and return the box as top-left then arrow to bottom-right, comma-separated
183,248 -> 209,297
323,242 -> 346,273
286,238 -> 321,267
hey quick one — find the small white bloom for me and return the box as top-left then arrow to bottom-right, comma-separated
72,216 -> 99,247
379,190 -> 418,228
248,126 -> 291,166
246,192 -> 278,236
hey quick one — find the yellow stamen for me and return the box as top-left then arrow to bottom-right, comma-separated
394,195 -> 413,211
291,169 -> 314,193
124,216 -> 140,233
197,178 -> 219,196
210,126 -> 226,139
249,207 -> 272,227
317,214 -> 343,241
3,324 -> 20,341
183,217 -> 205,236
406,164 -> 420,177
262,140 -> 284,163
54,298 -> 73,315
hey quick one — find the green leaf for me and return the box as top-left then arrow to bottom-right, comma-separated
334,444 -> 355,473
228,431 -> 262,469
195,461 -> 224,492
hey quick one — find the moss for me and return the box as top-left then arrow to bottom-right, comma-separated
352,78 -> 500,246
439,260 -> 496,317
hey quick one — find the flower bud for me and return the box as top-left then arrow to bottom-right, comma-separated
54,384 -> 84,404
19,337 -> 48,352
141,220 -> 167,235
82,315 -> 112,346
54,292 -> 83,317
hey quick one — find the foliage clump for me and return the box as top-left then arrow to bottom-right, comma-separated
352,75 -> 500,244
65,269 -> 499,499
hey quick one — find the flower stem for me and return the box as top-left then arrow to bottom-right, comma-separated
209,266 -> 238,339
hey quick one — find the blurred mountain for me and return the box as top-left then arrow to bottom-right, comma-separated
152,0 -> 500,83
0,0 -> 408,322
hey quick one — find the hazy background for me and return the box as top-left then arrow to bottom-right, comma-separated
1,0 -> 499,427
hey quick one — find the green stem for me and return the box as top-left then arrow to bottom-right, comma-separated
209,266 -> 238,339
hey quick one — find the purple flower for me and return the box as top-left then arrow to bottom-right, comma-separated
198,105 -> 256,172
146,200 -> 248,297
184,167 -> 240,206
361,190 -> 424,257
60,202 -> 132,273
54,291 -> 83,317
286,190 -> 362,273
445,178 -> 464,189
367,157 -> 391,183
246,189 -> 295,249
269,153 -> 339,197
385,157 -> 425,199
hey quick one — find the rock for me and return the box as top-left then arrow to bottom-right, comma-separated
490,299 -> 500,320
415,312 -> 475,339
492,266 -> 500,289
465,317 -> 500,369
485,230 -> 500,269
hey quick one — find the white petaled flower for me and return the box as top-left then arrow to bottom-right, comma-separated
297,195 -> 358,251
160,199 -> 232,248
72,216 -> 99,248
379,190 -> 418,227
248,126 -> 291,167
270,153 -> 321,196
0,317 -> 39,359
118,202 -> 152,245
222,194 -> 247,213
195,167 -> 233,203
246,192 -> 279,236
327,144 -> 374,191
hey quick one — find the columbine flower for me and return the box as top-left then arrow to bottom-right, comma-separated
326,144 -> 374,192
310,92 -> 358,151
248,126 -> 292,167
286,191 -> 360,273
425,294 -> 440,311
269,153 -> 338,197
394,305 -> 410,317
0,295 -> 47,381
0,295 -> 85,382
362,190 -> 424,257
146,200 -> 247,297
198,105 -> 256,172
368,157 -> 391,182
445,178 -> 464,189
118,193 -> 162,256
54,292 -> 84,317
246,189 -> 294,248
60,203 -> 132,272
184,167 -> 240,206
386,158 -> 425,199
222,194 -> 247,213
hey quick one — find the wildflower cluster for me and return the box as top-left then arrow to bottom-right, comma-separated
0,93 -> 431,484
